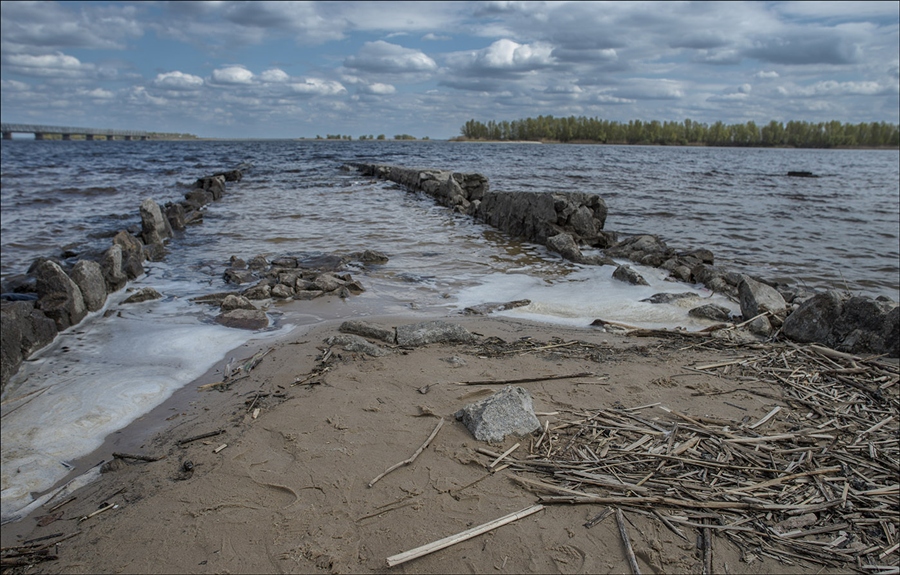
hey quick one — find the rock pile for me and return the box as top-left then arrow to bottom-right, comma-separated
1,169 -> 244,390
351,163 -> 898,357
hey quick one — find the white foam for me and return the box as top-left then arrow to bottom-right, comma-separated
452,262 -> 739,330
1,277 -> 289,523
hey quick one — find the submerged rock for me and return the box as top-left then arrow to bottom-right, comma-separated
122,287 -> 163,304
215,308 -> 268,330
612,264 -> 649,286
455,386 -> 541,443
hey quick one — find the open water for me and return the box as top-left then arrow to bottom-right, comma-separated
1,139 -> 898,522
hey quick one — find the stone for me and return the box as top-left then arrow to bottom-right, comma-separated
641,292 -> 699,305
112,230 -> 145,279
293,289 -> 324,300
455,386 -> 542,443
833,296 -> 899,356
165,202 -> 186,231
224,268 -> 256,285
140,198 -> 173,246
1,301 -> 57,390
463,300 -> 531,315
215,308 -> 268,330
247,255 -> 269,270
688,303 -> 733,322
395,320 -> 477,347
100,244 -> 128,292
546,233 -> 584,263
271,284 -> 294,299
313,273 -> 344,292
34,260 -> 87,330
746,314 -> 773,336
339,320 -> 397,344
183,189 -> 213,209
612,265 -> 649,286
325,334 -> 389,357
195,175 -> 226,200
69,260 -> 107,312
221,294 -> 256,311
242,283 -> 271,300
122,287 -> 163,304
782,291 -> 844,346
738,277 -> 786,320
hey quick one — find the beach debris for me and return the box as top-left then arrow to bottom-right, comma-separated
199,347 -> 273,390
77,501 -> 117,523
487,340 -> 898,571
368,418 -> 444,487
385,504 -> 544,567
213,443 -> 227,454
111,452 -> 166,462
455,371 -> 596,386
177,429 -> 225,446
455,386 -> 541,443
0,532 -> 78,569
616,508 -> 642,575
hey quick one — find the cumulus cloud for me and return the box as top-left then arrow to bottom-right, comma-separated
447,39 -> 555,74
0,1 -> 142,52
260,69 -> 290,83
3,52 -> 93,78
755,70 -> 780,79
359,82 -> 396,95
211,66 -> 255,85
344,41 -> 437,74
290,78 -> 346,96
153,71 -> 204,90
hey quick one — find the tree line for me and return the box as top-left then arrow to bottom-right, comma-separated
459,116 -> 900,148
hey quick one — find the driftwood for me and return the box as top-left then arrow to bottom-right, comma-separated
112,452 -> 165,462
177,429 -> 224,446
369,419 -> 444,487
385,505 -> 544,567
456,372 -> 596,386
477,339 -> 898,572
616,508 -> 642,575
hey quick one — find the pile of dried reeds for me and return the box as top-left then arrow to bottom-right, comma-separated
489,341 -> 899,572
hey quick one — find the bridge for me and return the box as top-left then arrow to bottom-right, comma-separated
2,123 -> 159,141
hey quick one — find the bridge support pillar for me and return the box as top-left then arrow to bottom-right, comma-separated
85,134 -> 94,141
62,134 -> 71,141
34,133 -> 45,140
2,132 -> 11,140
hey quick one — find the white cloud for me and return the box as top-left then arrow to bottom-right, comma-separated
3,52 -> 92,78
447,39 -> 555,73
153,71 -> 204,90
777,80 -> 890,97
344,41 -> 437,74
290,78 -> 347,96
755,70 -> 780,79
211,66 -> 255,85
77,88 -> 115,99
260,69 -> 290,83
422,33 -> 451,41
359,82 -> 396,95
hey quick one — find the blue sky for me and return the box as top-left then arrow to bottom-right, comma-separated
1,1 -> 898,139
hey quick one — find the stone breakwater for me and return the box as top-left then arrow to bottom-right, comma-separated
0,170 -> 245,390
350,163 -> 898,357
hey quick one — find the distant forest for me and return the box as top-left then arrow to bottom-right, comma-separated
459,116 -> 900,148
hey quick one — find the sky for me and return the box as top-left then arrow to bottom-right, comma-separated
1,1 -> 898,139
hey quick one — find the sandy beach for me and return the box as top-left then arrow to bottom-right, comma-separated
3,311 -> 896,575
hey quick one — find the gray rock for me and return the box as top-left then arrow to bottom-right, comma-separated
688,303 -> 733,322
641,292 -> 699,305
325,334 -> 389,357
612,265 -> 649,286
546,233 -> 584,263
746,314 -> 773,337
140,198 -> 173,246
455,386 -> 542,443
112,230 -> 144,279
215,308 -> 268,330
313,273 -> 344,292
183,189 -> 213,209
34,260 -> 87,330
242,283 -> 272,300
69,260 -> 107,312
464,300 -> 531,315
833,296 -> 899,356
165,202 -> 186,231
100,244 -> 128,293
1,301 -> 58,390
195,175 -> 226,200
247,255 -> 269,270
395,320 -> 477,347
271,284 -> 294,299
738,277 -> 786,319
783,291 -> 844,346
221,294 -> 256,311
339,320 -> 397,344
224,268 -> 256,285
122,287 -> 162,304
294,289 -> 324,300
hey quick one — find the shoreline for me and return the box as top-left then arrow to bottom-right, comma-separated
2,312 -> 896,574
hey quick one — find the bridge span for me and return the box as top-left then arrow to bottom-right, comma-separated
2,123 -> 156,140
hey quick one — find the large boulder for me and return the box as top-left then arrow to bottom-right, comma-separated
69,260 -> 107,312
612,265 -> 649,286
112,231 -> 144,279
215,308 -> 268,330
782,293 -> 898,357
339,320 -> 397,344
100,244 -> 128,293
455,386 -> 542,443
1,301 -> 58,390
140,198 -> 173,246
738,277 -> 787,320
34,260 -> 87,330
783,291 -> 844,345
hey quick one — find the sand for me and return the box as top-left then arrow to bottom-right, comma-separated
0,314 -> 872,574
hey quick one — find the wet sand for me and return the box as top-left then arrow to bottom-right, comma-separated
0,314 -> 872,574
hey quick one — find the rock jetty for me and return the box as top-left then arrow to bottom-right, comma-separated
1,170 -> 244,390
350,163 -> 897,358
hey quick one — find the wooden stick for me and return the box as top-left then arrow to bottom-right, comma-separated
489,443 -> 520,468
386,505 -> 543,567
616,508 -> 642,575
177,429 -> 225,445
456,372 -> 595,386
369,419 -> 443,487
112,452 -> 165,462
748,406 -> 781,429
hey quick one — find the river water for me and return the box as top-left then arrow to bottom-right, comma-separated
1,139 -> 898,522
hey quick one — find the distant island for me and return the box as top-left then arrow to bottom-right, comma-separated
455,116 -> 900,148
